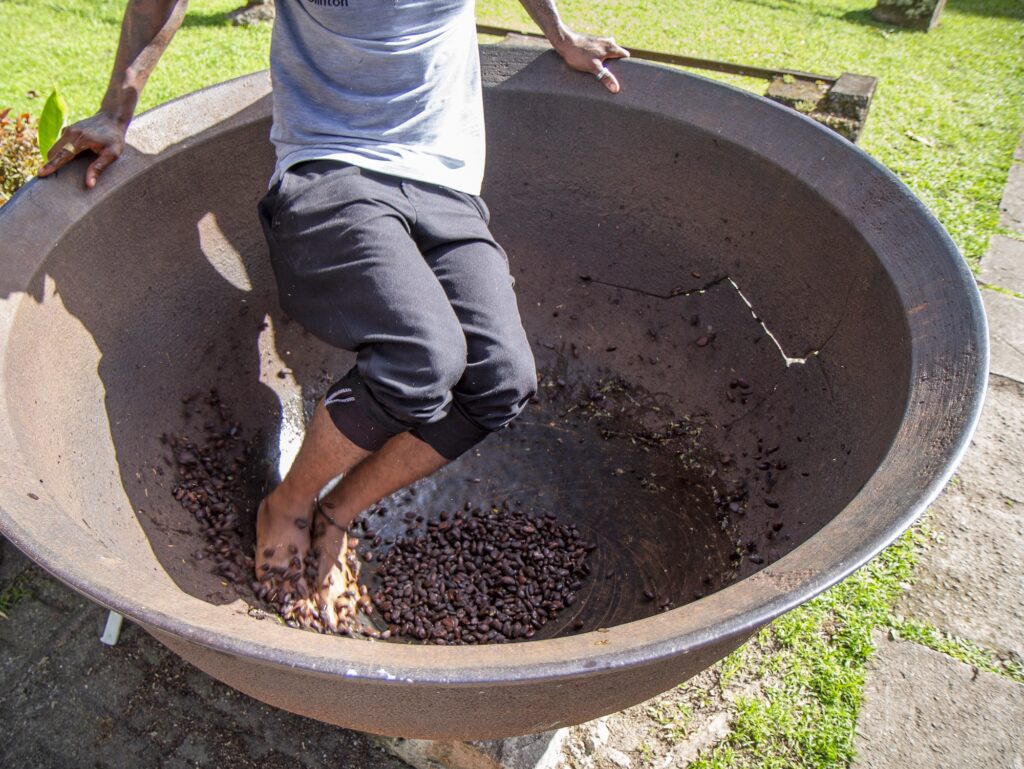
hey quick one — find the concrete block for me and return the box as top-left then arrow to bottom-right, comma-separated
378,730 -> 569,769
979,234 -> 1024,294
811,112 -> 863,143
766,74 -> 876,143
982,289 -> 1024,384
227,0 -> 274,26
899,375 -> 1024,655
824,73 -> 877,123
999,162 -> 1024,232
853,633 -> 1024,768
870,0 -> 947,31
765,77 -> 829,112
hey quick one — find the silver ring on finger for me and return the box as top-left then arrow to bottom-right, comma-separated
596,66 -> 611,81
60,142 -> 76,154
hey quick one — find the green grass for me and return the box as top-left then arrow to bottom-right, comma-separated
0,564 -> 37,619
891,617 -> 1024,683
477,0 -> 1024,269
979,282 -> 1024,300
2,0 -> 1022,266
679,516 -> 1023,769
0,0 -> 272,123
687,526 -> 926,768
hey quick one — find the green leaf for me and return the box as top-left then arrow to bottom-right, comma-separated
37,87 -> 69,161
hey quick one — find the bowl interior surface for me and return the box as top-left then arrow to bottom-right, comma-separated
3,79 -> 909,640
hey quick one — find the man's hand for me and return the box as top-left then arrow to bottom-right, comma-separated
37,111 -> 128,189
37,0 -> 187,190
553,31 -> 630,94
516,0 -> 629,93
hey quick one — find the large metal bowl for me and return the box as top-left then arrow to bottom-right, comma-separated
0,46 -> 986,738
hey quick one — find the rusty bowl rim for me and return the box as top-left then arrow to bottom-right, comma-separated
0,49 -> 988,686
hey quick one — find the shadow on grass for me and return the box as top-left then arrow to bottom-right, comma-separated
839,7 -> 918,30
731,0 -> 1023,26
182,10 -> 238,28
841,1 -> 1023,30
942,0 -> 1024,20
730,0 -> 848,19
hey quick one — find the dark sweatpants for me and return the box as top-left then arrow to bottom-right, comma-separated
257,159 -> 537,461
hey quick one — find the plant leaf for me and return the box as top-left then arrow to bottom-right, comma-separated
37,87 -> 69,160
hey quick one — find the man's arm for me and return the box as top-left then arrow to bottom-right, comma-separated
516,0 -> 629,93
38,0 -> 188,188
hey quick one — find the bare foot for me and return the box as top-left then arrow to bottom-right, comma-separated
253,490 -> 315,615
304,498 -> 370,633
252,425 -> 449,634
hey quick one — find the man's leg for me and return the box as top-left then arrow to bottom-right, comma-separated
258,401 -> 449,628
256,161 -> 472,618
254,401 -> 369,586
306,181 -> 535,516
303,428 -> 450,629
399,182 -> 538,462
283,186 -> 535,626
303,184 -> 538,627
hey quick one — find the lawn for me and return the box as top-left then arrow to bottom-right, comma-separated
1,1 -> 1022,766
1,0 -> 1022,265
478,0 -> 1024,268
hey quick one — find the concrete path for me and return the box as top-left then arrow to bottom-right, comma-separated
897,375 -> 1024,655
851,374 -> 1024,768
853,634 -> 1023,769
982,133 -> 1024,383
852,132 -> 1024,768
0,543 -> 409,769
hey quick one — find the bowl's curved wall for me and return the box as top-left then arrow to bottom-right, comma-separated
0,48 -> 986,738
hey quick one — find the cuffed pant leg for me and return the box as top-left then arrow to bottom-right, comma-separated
407,185 -> 538,461
259,161 -> 470,451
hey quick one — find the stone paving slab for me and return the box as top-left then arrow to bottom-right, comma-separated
899,375 -> 1024,656
378,731 -> 568,769
979,234 -> 1024,295
982,289 -> 1024,384
1001,161 -> 1024,231
853,633 -> 1024,769
0,541 -> 408,769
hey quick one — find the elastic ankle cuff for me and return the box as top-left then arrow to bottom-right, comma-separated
324,378 -> 403,451
410,401 -> 491,461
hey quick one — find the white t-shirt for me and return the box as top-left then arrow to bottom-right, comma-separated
268,0 -> 485,195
